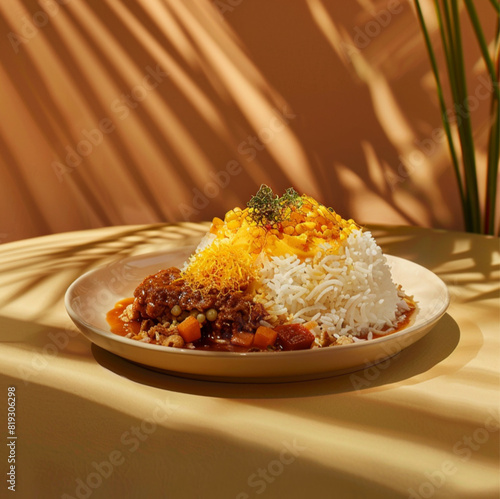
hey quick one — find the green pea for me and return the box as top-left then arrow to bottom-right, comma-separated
196,313 -> 206,323
171,305 -> 182,316
206,308 -> 218,321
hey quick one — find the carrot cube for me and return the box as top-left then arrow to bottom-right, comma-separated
253,326 -> 278,349
230,332 -> 254,348
177,316 -> 201,343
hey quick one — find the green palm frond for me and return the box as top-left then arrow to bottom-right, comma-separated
414,0 -> 499,235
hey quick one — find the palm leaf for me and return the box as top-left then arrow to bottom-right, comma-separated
414,0 -> 499,235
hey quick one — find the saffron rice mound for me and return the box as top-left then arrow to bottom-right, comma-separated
180,186 -> 414,348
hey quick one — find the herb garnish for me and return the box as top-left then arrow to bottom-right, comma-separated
247,185 -> 303,228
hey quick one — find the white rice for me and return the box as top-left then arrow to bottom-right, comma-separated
255,229 -> 405,338
188,228 -> 406,343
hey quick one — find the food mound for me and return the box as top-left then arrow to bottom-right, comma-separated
107,186 -> 415,352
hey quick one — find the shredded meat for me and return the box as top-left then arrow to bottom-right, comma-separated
214,293 -> 267,335
131,267 -> 268,338
162,334 -> 185,348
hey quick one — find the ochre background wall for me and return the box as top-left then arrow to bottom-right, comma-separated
0,0 -> 497,243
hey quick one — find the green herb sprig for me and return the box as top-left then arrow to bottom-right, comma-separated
247,185 -> 303,228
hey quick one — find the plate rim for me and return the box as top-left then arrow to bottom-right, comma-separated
65,249 -> 450,362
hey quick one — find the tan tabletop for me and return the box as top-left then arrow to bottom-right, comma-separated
0,223 -> 499,499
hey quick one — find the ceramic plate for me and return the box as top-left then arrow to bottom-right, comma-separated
65,245 -> 450,382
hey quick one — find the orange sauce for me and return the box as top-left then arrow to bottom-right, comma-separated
105,296 -> 418,348
106,297 -> 141,337
371,297 -> 417,339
